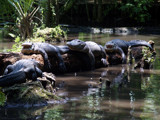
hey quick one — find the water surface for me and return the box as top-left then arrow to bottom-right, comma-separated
0,33 -> 160,120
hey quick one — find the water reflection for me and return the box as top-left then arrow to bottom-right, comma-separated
0,63 -> 160,119
41,66 -> 158,120
1,34 -> 160,119
140,74 -> 160,120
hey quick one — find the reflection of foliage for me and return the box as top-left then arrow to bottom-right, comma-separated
0,88 -> 6,106
78,32 -> 87,41
84,95 -> 102,119
44,106 -> 63,120
140,74 -> 160,119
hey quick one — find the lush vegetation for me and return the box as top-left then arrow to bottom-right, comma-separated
120,0 -> 155,22
0,0 -> 70,52
0,0 -> 159,51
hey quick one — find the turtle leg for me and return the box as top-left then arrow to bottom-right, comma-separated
35,67 -> 43,77
55,52 -> 67,72
4,65 -> 14,75
24,67 -> 38,81
117,47 -> 126,64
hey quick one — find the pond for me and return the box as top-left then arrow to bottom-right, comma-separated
0,33 -> 160,120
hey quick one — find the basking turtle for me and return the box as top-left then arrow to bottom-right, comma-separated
104,39 -> 153,63
67,39 -> 108,69
21,42 -> 69,72
0,59 -> 42,87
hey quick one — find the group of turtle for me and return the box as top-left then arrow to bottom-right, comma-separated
0,39 -> 153,87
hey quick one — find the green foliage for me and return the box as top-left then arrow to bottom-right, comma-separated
142,47 -> 155,64
1,25 -> 18,38
0,30 -> 2,40
63,0 -> 76,12
51,25 -> 67,40
0,88 -> 6,106
7,0 -> 40,39
7,35 -> 46,52
0,1 -> 15,23
34,26 -> 67,41
78,32 -> 87,41
7,36 -> 23,52
7,25 -> 66,52
44,106 -> 63,120
120,0 -> 154,22
27,37 -> 45,43
8,0 -> 35,18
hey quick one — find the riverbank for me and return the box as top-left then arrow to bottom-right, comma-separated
61,24 -> 160,35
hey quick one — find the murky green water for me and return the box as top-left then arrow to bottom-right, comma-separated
0,33 -> 160,120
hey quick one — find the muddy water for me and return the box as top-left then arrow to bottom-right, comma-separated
1,33 -> 160,120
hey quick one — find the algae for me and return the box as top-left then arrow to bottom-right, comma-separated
3,81 -> 60,105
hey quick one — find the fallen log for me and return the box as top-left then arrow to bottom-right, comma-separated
0,44 -> 155,75
0,52 -> 106,75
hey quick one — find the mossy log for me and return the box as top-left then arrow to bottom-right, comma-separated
2,81 -> 61,106
0,72 -> 61,106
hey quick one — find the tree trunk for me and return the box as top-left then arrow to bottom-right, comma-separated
20,16 -> 33,40
97,0 -> 102,23
85,0 -> 90,21
52,0 -> 59,25
93,0 -> 97,22
46,0 -> 53,27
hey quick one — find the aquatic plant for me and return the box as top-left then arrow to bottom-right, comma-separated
0,88 -> 6,106
141,47 -> 155,69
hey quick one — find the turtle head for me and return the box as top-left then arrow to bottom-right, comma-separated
104,41 -> 117,51
21,42 -> 34,54
66,39 -> 86,51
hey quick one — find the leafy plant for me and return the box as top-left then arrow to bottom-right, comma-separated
8,0 -> 40,40
1,25 -> 18,38
142,47 -> 155,64
120,0 -> 154,22
7,36 -> 23,52
0,1 -> 15,23
34,26 -> 67,42
51,25 -> 67,40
